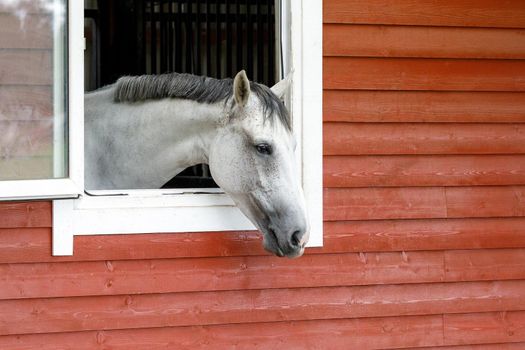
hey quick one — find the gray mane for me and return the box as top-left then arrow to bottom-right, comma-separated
114,72 -> 291,130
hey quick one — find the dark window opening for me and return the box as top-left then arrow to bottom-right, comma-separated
84,0 -> 278,188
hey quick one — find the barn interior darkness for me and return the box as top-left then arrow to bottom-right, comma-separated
84,0 -> 278,188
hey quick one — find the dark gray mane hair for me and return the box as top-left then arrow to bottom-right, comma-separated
114,72 -> 291,130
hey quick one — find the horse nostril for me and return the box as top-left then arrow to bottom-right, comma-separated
291,230 -> 302,247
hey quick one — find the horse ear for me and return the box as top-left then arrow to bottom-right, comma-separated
270,70 -> 293,99
233,70 -> 250,107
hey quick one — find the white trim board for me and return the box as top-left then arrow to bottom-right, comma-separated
52,0 -> 323,256
53,193 -> 255,255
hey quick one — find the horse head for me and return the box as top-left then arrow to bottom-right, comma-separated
209,71 -> 309,258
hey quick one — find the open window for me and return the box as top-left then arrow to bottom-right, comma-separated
33,0 -> 321,256
85,0 -> 284,189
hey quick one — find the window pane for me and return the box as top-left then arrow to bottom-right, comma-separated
0,0 -> 67,180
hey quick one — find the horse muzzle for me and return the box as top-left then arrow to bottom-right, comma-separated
232,192 -> 309,258
263,227 -> 308,258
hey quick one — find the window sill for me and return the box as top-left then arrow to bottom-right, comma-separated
0,178 -> 81,202
53,185 -> 323,256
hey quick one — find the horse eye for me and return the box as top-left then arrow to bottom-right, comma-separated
255,143 -> 272,155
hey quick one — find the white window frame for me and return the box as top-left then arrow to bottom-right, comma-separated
0,0 -> 84,201
52,0 -> 323,256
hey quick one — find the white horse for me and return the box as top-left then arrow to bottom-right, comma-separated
85,70 -> 309,258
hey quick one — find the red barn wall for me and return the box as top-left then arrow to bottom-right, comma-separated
2,0 -> 525,348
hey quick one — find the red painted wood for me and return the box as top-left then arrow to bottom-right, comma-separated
0,246 -> 518,300
322,218 -> 525,254
4,217 -> 525,263
445,186 -> 525,218
0,201 -> 51,228
324,24 -> 525,59
323,91 -> 525,123
6,187 -> 523,254
325,186 -> 525,221
0,228 -> 54,263
324,123 -> 525,155
0,315 -> 444,349
0,2 -> 524,348
0,251 -> 446,300
0,228 -> 267,263
2,281 -> 524,336
324,57 -> 525,91
410,342 -> 525,349
324,155 -> 525,187
444,311 -> 525,345
0,51 -> 51,85
445,249 -> 525,282
324,0 -> 525,28
324,187 -> 447,221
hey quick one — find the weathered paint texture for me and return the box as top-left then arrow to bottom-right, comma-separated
1,0 -> 525,348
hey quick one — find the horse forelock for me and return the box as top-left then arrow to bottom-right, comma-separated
113,73 -> 291,131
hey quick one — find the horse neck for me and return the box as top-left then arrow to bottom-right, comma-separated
150,98 -> 224,172
101,97 -> 225,189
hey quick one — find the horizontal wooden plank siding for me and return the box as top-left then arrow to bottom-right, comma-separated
2,281 -> 524,336
324,155 -> 525,187
444,311 -> 525,345
322,219 -> 525,253
2,217 -> 525,264
324,123 -> 525,155
324,57 -> 525,91
3,217 -> 525,264
0,201 -> 51,228
2,247 -> 525,301
0,251 -> 447,299
0,315 -> 445,350
1,312 -> 523,349
445,186 -> 525,218
1,0 -> 524,348
411,344 -> 525,350
325,187 -> 447,220
324,186 -> 525,221
323,91 -> 525,123
445,249 -> 525,282
319,4 -> 525,346
324,0 -> 525,28
324,24 -> 525,59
